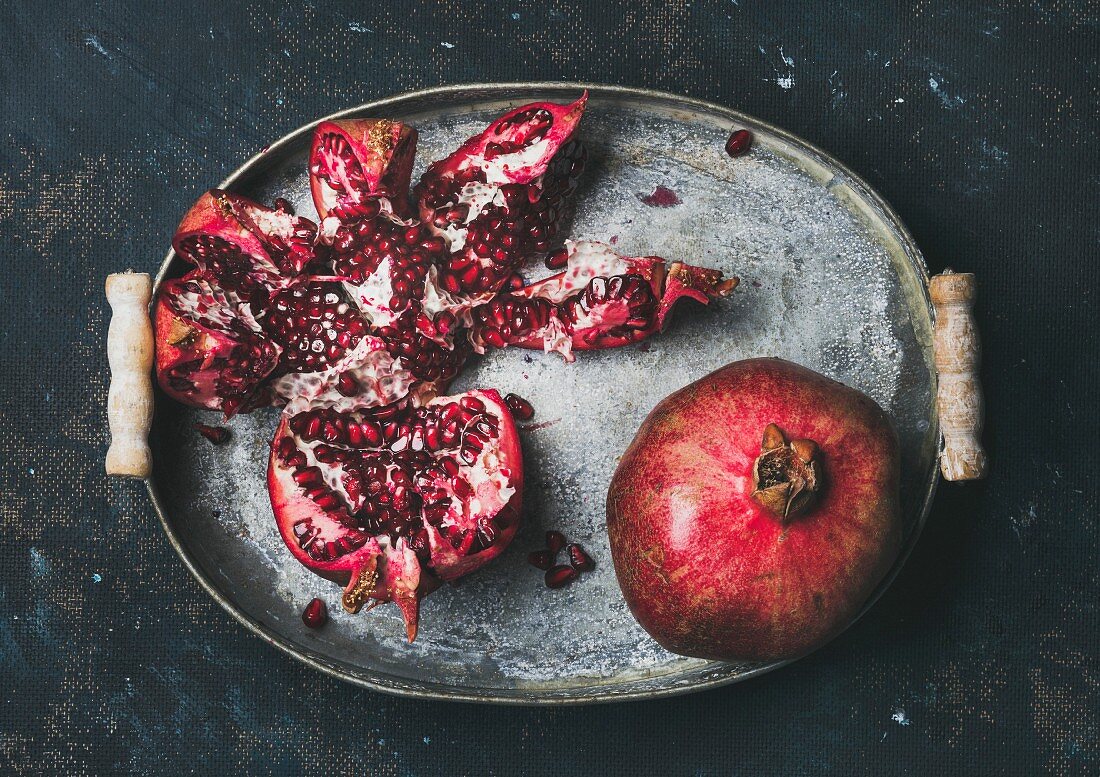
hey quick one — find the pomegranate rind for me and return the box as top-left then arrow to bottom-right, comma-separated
606,358 -> 902,662
268,389 -> 523,641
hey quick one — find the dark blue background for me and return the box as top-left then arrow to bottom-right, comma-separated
2,1 -> 1097,774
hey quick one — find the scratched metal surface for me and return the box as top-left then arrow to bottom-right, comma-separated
149,85 -> 938,702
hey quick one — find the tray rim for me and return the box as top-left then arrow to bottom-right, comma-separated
145,81 -> 940,705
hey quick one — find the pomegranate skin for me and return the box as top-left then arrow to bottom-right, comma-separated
606,358 -> 902,662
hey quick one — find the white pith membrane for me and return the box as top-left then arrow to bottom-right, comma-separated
526,240 -> 631,302
270,391 -> 518,638
480,136 -> 554,185
249,206 -> 301,246
172,277 -> 265,333
271,335 -> 416,415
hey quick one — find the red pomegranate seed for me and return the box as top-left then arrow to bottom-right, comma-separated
302,598 -> 328,628
545,530 -> 566,555
725,128 -> 753,157
567,543 -> 595,573
194,423 -> 229,444
544,247 -> 569,270
545,564 -> 578,589
504,392 -> 535,420
528,549 -> 554,570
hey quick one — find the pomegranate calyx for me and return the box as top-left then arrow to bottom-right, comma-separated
341,560 -> 380,614
751,423 -> 822,521
658,262 -> 739,330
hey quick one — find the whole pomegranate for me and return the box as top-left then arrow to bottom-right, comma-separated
606,358 -> 902,662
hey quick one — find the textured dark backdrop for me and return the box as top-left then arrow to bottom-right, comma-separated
2,1 -> 1097,774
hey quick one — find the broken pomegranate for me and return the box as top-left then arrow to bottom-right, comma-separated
469,240 -> 737,360
607,358 -> 902,662
414,94 -> 588,301
173,190 -> 320,295
154,271 -> 282,415
310,119 -> 417,221
152,95 -> 740,642
269,390 -> 522,641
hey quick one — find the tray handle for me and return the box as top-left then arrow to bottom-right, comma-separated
105,271 -> 154,479
930,270 -> 988,481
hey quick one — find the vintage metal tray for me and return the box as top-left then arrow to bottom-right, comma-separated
147,83 -> 939,704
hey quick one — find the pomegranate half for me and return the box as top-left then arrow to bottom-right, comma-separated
269,389 -> 522,641
606,358 -> 902,662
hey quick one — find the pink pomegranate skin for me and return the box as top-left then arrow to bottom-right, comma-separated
606,358 -> 902,662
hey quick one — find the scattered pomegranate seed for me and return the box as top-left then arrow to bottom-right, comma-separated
545,530 -> 566,555
545,564 -> 578,589
273,197 -> 292,212
567,543 -> 595,573
506,273 -> 526,291
544,247 -> 570,270
527,549 -> 554,570
504,392 -> 535,420
725,128 -> 753,157
302,598 -> 328,628
194,423 -> 230,444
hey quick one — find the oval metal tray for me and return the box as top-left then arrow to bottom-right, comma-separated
148,83 -> 939,704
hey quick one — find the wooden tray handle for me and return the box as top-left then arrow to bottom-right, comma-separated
105,272 -> 154,479
930,270 -> 988,481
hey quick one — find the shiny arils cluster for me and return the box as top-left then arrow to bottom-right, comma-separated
262,282 -> 369,372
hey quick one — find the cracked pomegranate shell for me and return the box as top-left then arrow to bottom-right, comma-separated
606,358 -> 902,662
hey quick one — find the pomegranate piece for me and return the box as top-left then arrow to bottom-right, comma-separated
302,597 -> 329,628
269,389 -> 523,641
725,128 -> 753,157
173,190 -> 321,294
545,564 -> 577,589
545,530 -> 566,555
606,358 -> 902,662
414,94 -> 588,300
309,119 -> 418,221
194,423 -> 230,444
504,392 -> 535,420
527,549 -> 554,570
154,272 -> 282,415
469,240 -> 738,360
566,543 -> 595,573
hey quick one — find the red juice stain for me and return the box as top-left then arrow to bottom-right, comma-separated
638,185 -> 681,208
